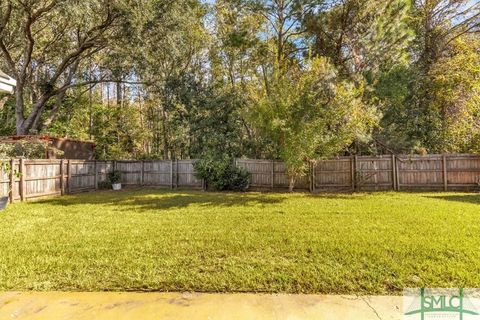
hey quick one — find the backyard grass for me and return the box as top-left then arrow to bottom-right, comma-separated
0,189 -> 479,294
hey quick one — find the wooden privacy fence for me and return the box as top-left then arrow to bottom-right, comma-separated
0,159 -> 202,202
237,154 -> 480,192
1,154 -> 480,202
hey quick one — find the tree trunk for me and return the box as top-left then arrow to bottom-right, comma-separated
15,83 -> 27,135
116,80 -> 122,107
42,92 -> 66,131
288,175 -> 296,192
161,106 -> 169,159
18,95 -> 51,135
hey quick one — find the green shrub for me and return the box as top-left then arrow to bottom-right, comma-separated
107,170 -> 122,184
194,155 -> 250,191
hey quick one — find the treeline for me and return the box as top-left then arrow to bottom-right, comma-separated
1,0 -> 480,182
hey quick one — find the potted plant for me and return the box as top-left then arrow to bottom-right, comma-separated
108,170 -> 122,191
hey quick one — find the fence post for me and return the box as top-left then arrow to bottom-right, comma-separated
19,158 -> 25,201
271,160 -> 275,190
60,159 -> 65,195
396,157 -> 401,191
170,160 -> 174,189
67,160 -> 72,194
350,156 -> 355,191
94,160 -> 98,190
308,160 -> 313,193
140,160 -> 144,187
392,154 -> 397,191
353,155 -> 358,191
176,159 -> 179,189
308,161 -> 312,193
443,154 -> 448,191
9,159 -> 14,203
311,161 -> 316,193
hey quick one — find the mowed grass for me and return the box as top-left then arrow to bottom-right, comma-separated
0,189 -> 480,294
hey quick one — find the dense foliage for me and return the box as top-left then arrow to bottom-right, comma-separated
194,155 -> 250,191
0,139 -> 63,159
107,170 -> 122,185
1,0 -> 480,189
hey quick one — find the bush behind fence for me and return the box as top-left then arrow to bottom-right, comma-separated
1,154 -> 480,202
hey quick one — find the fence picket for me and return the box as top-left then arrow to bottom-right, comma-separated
19,158 -> 25,201
8,159 -> 14,203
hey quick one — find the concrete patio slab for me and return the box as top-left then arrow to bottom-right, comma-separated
0,292 -> 403,320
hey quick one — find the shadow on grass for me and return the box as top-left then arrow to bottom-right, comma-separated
424,194 -> 480,205
32,189 -> 289,212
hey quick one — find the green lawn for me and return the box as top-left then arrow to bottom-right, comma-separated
0,189 -> 479,294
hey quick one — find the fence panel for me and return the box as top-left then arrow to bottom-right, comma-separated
143,160 -> 172,187
177,160 -> 202,188
236,159 -> 309,190
397,155 -> 444,190
314,157 -> 353,191
236,159 -> 273,189
1,160 -> 23,200
356,156 -> 394,191
116,161 -> 142,186
446,154 -> 480,189
24,160 -> 62,198
69,160 -> 96,193
96,161 -> 113,185
272,161 -> 309,189
0,160 -> 9,198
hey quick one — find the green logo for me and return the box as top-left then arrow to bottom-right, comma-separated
404,288 -> 479,320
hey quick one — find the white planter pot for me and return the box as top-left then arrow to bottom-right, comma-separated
0,196 -> 8,211
112,183 -> 122,191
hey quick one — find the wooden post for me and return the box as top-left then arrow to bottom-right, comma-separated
60,159 -> 65,195
392,154 -> 397,191
170,160 -> 174,189
176,159 -> 179,189
202,159 -> 207,191
67,160 -> 72,194
140,160 -> 144,186
353,155 -> 358,191
311,161 -> 316,193
94,160 -> 98,190
443,154 -> 448,191
350,156 -> 355,191
396,157 -> 401,191
271,160 -> 275,190
19,158 -> 25,201
9,159 -> 14,203
308,161 -> 313,193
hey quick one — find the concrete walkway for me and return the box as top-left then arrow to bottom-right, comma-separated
0,292 -> 403,320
